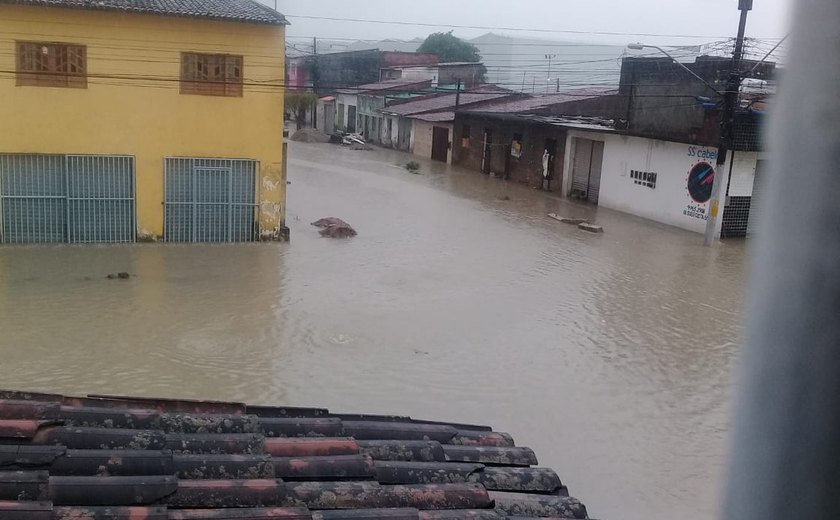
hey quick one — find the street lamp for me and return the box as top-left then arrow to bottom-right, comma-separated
626,43 -> 722,95
545,54 -> 557,94
627,42 -> 731,247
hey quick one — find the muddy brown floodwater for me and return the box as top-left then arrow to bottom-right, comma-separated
0,142 -> 748,520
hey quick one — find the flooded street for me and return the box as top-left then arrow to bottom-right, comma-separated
0,142 -> 748,520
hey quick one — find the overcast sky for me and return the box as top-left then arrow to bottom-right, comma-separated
273,0 -> 791,47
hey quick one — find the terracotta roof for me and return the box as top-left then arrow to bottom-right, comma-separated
0,0 -> 288,24
0,389 -> 593,519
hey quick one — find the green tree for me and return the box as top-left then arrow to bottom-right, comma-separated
418,32 -> 487,82
418,31 -> 482,63
285,90 -> 318,130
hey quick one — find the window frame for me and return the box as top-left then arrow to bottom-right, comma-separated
16,41 -> 87,89
180,52 -> 244,97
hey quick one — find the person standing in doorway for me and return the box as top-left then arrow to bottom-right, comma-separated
541,148 -> 553,190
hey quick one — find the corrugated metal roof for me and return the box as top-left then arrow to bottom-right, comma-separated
411,111 -> 455,123
336,80 -> 432,95
383,62 -> 484,69
383,93 -> 513,117
0,390 -> 593,519
0,0 -> 288,24
465,89 -> 616,114
462,112 -> 617,133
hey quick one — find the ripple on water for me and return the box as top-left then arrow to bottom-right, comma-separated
0,143 -> 748,520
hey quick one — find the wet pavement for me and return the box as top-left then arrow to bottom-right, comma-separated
0,142 -> 748,520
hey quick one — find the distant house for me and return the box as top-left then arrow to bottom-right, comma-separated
287,50 -> 439,95
379,87 -> 519,163
335,80 -> 432,136
454,90 -> 621,189
380,62 -> 485,89
0,0 -> 289,244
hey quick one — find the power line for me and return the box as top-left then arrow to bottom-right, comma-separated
0,69 -> 740,97
286,34 -> 787,46
283,14 -> 786,40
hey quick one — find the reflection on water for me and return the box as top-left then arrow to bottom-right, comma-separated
0,142 -> 747,520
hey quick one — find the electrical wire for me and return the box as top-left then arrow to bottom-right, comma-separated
282,14 -> 786,41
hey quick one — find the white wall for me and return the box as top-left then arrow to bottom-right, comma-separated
563,131 -> 747,235
396,66 -> 438,86
390,116 -> 399,145
727,151 -> 759,196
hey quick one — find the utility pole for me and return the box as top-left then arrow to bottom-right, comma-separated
311,36 -> 317,129
704,0 -> 752,246
545,54 -> 557,95
455,79 -> 462,108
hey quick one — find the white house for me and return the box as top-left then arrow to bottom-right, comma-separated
559,130 -> 760,235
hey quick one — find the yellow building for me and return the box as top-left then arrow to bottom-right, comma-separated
0,0 -> 288,243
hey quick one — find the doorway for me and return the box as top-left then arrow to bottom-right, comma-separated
543,138 -> 558,190
347,105 -> 357,132
570,138 -> 604,204
431,126 -> 450,162
481,128 -> 493,174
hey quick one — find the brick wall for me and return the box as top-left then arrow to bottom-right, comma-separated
453,114 -> 567,190
383,52 -> 440,66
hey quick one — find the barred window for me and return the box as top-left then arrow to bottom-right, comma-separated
181,53 -> 243,97
16,41 -> 87,88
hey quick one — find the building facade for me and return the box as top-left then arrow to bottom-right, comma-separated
380,62 -> 485,88
0,0 -> 288,244
288,50 -> 439,95
558,130 -> 754,235
453,113 -> 575,190
454,109 -> 760,236
449,56 -> 772,238
334,80 -> 430,134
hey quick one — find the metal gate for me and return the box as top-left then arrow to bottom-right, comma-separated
0,154 -> 135,244
570,138 -> 604,204
747,160 -> 767,236
164,158 -> 258,243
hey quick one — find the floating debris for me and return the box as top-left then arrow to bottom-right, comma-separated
311,217 -> 357,239
547,213 -> 588,225
578,223 -> 604,233
290,128 -> 331,143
